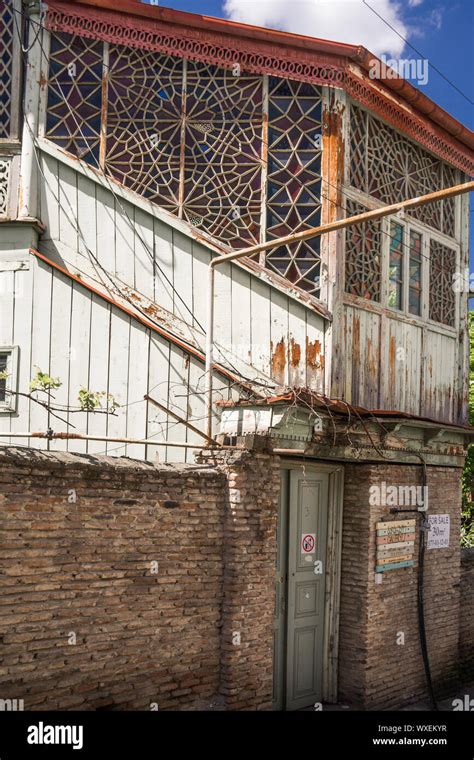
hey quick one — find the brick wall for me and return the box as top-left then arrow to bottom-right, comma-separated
339,464 -> 462,710
197,441 -> 280,710
0,444 -> 279,711
460,548 -> 474,681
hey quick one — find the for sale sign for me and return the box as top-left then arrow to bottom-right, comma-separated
427,514 -> 450,549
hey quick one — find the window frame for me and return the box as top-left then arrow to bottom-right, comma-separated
384,217 -> 428,322
343,188 -> 460,334
0,346 -> 19,413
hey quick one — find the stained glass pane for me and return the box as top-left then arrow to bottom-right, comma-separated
409,230 -> 422,316
345,198 -> 382,301
106,45 -> 183,213
265,77 -> 323,295
46,32 -> 103,165
388,222 -> 404,310
350,105 -> 457,239
45,34 -> 327,294
429,240 -> 455,327
0,352 -> 7,402
183,61 -> 262,246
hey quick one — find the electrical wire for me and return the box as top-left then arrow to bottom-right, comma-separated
362,0 -> 474,106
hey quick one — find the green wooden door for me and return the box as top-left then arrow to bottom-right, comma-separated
273,469 -> 329,711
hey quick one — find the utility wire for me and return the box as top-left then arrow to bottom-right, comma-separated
362,0 -> 474,106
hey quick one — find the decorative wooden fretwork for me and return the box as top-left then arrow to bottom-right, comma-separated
46,33 -> 103,163
0,1 -> 14,138
0,158 -> 10,215
350,105 -> 457,239
265,77 -> 323,294
429,240 -> 456,327
345,198 -> 382,301
106,45 -> 183,215
45,31 -> 327,293
45,1 -> 474,175
182,61 -> 263,246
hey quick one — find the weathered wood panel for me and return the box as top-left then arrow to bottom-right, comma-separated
344,302 -> 458,423
343,305 -> 380,408
38,146 -> 327,395
384,318 -> 423,416
423,329 -> 457,422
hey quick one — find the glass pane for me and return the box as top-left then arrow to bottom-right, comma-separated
409,230 -> 422,316
389,222 -> 404,310
0,353 -> 8,403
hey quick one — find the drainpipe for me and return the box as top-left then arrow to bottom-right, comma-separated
204,180 -> 474,441
18,0 -> 43,219
390,453 -> 437,711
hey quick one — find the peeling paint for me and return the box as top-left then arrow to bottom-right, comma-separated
271,339 -> 287,384
290,338 -> 301,368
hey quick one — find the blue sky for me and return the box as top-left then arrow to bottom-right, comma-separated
143,0 -> 473,275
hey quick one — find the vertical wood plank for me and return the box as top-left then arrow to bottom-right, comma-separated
58,162 -> 79,252
86,294 -> 111,455
249,277 -> 271,378
125,322 -> 149,460
10,268 -> 34,445
95,183 -> 116,274
48,271 -> 73,451
269,289 -> 289,387
114,199 -> 135,285
29,260 -> 53,448
106,308 -> 131,456
67,282 -> 92,453
146,333 -> 171,462
153,218 -> 174,314
134,206 -> 155,301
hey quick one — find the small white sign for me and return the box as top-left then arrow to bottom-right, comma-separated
301,533 -> 316,554
427,514 -> 450,549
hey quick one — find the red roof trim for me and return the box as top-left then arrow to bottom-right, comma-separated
44,0 -> 474,173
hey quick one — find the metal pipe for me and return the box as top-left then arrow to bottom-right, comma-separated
205,262 -> 216,440
145,394 -> 215,445
0,431 -> 230,449
211,180 -> 474,266
204,180 -> 474,441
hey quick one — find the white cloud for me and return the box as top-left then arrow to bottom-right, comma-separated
429,8 -> 443,30
223,0 -> 414,57
408,0 -> 423,6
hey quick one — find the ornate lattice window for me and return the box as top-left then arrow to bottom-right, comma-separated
106,45 -> 183,214
0,1 -> 14,138
46,33 -> 103,163
0,0 -> 21,140
182,61 -> 263,246
265,78 -> 323,294
429,240 -> 455,327
350,105 -> 457,239
344,198 -> 382,301
45,32 -> 327,295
